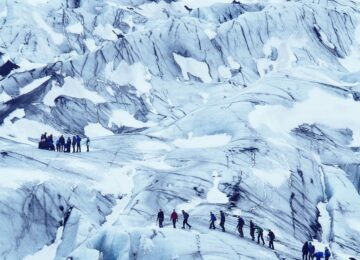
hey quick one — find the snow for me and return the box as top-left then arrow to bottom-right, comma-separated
0,168 -> 50,189
84,39 -> 99,52
84,123 -> 113,138
227,56 -> 240,70
173,0 -> 232,9
43,77 -> 106,106
16,58 -> 45,71
249,88 -> 360,146
0,5 -> 7,18
19,76 -> 51,95
173,53 -> 212,83
105,61 -> 152,95
32,12 -> 64,45
94,24 -> 119,41
252,167 -> 290,188
109,109 -> 156,128
173,133 -> 231,149
204,29 -> 217,40
0,91 -> 11,103
24,0 -> 48,6
0,109 -> 60,145
66,22 -> 83,34
218,65 -> 231,79
206,171 -> 228,204
317,202 -> 331,243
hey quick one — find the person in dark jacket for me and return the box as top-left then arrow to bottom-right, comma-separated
56,138 -> 60,152
237,216 -> 245,237
256,225 -> 265,245
170,209 -> 178,228
182,210 -> 192,229
268,229 -> 275,250
219,210 -> 226,232
76,135 -> 81,152
302,241 -> 309,260
209,212 -> 216,229
314,251 -> 324,260
308,242 -> 316,260
72,136 -> 76,153
59,135 -> 65,152
250,220 -> 255,241
324,247 -> 331,260
86,137 -> 90,152
66,137 -> 71,153
157,209 -> 164,228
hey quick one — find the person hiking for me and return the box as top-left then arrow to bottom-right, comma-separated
302,241 -> 309,260
182,210 -> 191,229
209,212 -> 216,229
72,136 -> 76,153
86,137 -> 90,152
256,225 -> 265,245
66,137 -> 71,153
314,251 -> 324,260
268,229 -> 275,250
157,209 -> 164,228
76,135 -> 81,152
308,242 -> 316,260
59,135 -> 65,152
170,209 -> 178,228
219,210 -> 226,232
237,216 -> 245,237
250,220 -> 255,241
324,247 -> 331,260
56,138 -> 60,152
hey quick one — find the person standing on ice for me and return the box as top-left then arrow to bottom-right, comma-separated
157,209 -> 164,228
76,135 -> 81,152
302,241 -> 309,260
256,225 -> 265,245
308,242 -> 316,259
72,136 -> 76,153
324,247 -> 331,260
250,220 -> 255,241
314,251 -> 324,260
66,137 -> 72,153
170,209 -> 178,228
268,229 -> 275,249
209,212 -> 216,229
86,137 -> 90,152
59,135 -> 65,152
237,216 -> 245,237
219,210 -> 226,232
181,210 -> 192,229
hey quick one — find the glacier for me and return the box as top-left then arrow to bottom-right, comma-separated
0,0 -> 360,259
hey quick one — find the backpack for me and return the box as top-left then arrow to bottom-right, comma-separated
183,212 -> 189,219
211,214 -> 216,221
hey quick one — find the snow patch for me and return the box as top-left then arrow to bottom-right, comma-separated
19,76 -> 51,95
218,65 -> 231,79
173,133 -> 231,149
84,123 -> 113,138
66,22 -> 83,34
204,29 -> 217,40
207,171 -> 228,204
109,109 -> 156,128
173,53 -> 212,83
32,12 -> 64,45
94,24 -> 119,41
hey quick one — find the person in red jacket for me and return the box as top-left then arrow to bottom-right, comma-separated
170,209 -> 178,228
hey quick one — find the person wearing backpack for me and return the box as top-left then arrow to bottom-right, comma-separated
170,209 -> 178,228
209,212 -> 216,229
72,136 -> 76,153
237,216 -> 245,237
308,242 -> 316,260
324,247 -> 331,260
302,241 -> 309,260
256,225 -> 265,245
219,210 -> 226,232
86,137 -> 90,152
76,135 -> 81,152
314,251 -> 324,260
268,229 -> 275,249
157,209 -> 164,228
182,210 -> 192,229
250,220 -> 255,241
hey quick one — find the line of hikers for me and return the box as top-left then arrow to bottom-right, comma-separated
302,241 -> 332,260
38,132 -> 90,153
156,209 -> 276,250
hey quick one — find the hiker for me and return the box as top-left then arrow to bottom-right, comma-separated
72,136 -> 76,153
256,225 -> 265,245
302,241 -> 309,260
170,209 -> 178,228
47,134 -> 55,151
157,209 -> 164,228
66,137 -> 71,153
308,242 -> 316,260
250,220 -> 255,241
209,212 -> 216,229
86,137 -> 90,152
182,210 -> 192,229
237,216 -> 245,237
76,135 -> 81,152
219,210 -> 226,232
324,247 -> 331,260
314,251 -> 324,260
56,138 -> 60,152
59,135 -> 65,152
268,229 -> 275,250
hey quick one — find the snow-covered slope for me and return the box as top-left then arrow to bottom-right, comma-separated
0,0 -> 360,259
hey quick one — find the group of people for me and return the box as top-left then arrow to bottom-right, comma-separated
302,241 -> 332,260
156,209 -> 276,250
38,132 -> 90,153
